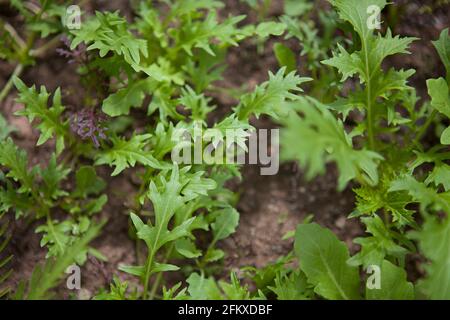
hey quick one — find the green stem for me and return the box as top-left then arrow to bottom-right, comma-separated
413,109 -> 438,146
0,64 -> 24,104
4,23 -> 26,48
366,89 -> 374,149
363,41 -> 375,150
147,203 -> 196,299
382,209 -> 391,228
148,244 -> 175,300
142,214 -> 166,299
142,251 -> 155,299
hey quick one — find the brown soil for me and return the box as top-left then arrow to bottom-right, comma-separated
1,0 -> 448,298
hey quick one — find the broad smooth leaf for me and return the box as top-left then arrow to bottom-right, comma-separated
433,28 -> 450,79
294,223 -> 360,300
274,43 -> 297,73
427,78 -> 450,118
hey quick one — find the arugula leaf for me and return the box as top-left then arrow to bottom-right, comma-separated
73,166 -> 106,198
441,127 -> 450,145
253,21 -> 286,38
95,134 -> 168,176
409,147 -> 450,173
425,163 -> 450,192
281,97 -> 383,190
175,238 -> 202,259
348,215 -> 408,268
427,77 -> 450,145
178,86 -> 215,122
203,207 -> 239,263
323,28 -> 415,85
182,47 -> 226,92
322,0 -> 417,150
167,0 -> 224,17
0,180 -> 33,218
284,0 -> 313,17
389,175 -> 450,213
268,271 -> 313,300
352,176 -> 415,227
40,154 -> 70,200
94,276 -> 137,300
121,166 -> 216,298
329,0 -> 387,42
13,77 -> 68,154
102,80 -> 152,117
236,68 -> 311,120
22,221 -> 104,300
427,78 -> 450,118
0,138 -> 36,193
186,272 -> 251,300
71,11 -> 148,71
148,85 -> 185,123
175,13 -> 247,56
186,272 -> 223,300
211,207 -> 240,243
273,43 -> 297,73
432,28 -> 450,84
294,223 -> 360,300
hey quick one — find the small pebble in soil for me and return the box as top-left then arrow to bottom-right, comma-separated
335,216 -> 347,229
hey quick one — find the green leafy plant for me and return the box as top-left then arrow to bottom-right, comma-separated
276,0 -> 341,100
14,221 -> 104,300
0,0 -> 73,103
1,0 -> 299,300
279,0 -> 450,300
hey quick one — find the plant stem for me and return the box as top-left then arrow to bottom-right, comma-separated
148,244 -> 175,300
147,204 -> 195,299
413,109 -> 438,146
363,41 -> 375,150
0,64 -> 23,104
4,23 -> 26,48
366,88 -> 374,149
142,214 -> 166,299
29,35 -> 62,58
142,251 -> 155,299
